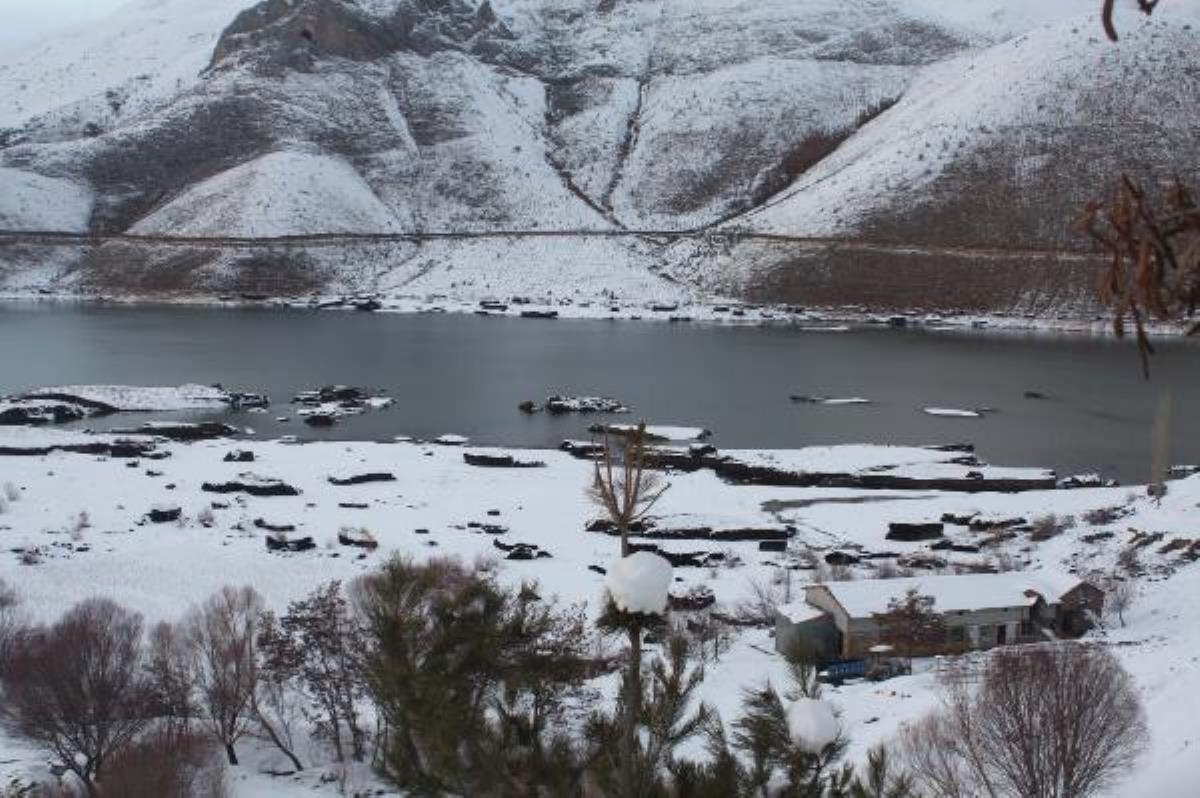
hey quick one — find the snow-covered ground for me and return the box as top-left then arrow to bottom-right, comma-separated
130,150 -> 404,237
0,0 -> 259,132
0,427 -> 1197,795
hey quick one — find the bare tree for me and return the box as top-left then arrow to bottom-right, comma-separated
0,578 -> 22,669
92,727 -> 229,798
903,644 -> 1149,798
1100,0 -> 1161,41
186,586 -> 263,766
0,598 -> 150,792
1103,575 -> 1136,627
263,581 -> 365,763
873,588 -> 946,663
252,611 -> 306,773
1077,176 -> 1200,376
588,422 -> 669,556
144,621 -> 198,747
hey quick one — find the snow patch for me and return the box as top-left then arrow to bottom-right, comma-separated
787,698 -> 840,753
606,551 -> 672,615
0,168 -> 93,232
131,151 -> 402,237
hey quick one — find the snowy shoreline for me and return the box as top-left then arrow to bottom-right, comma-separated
3,290 -> 1194,342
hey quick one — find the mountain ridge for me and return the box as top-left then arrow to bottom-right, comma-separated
0,0 -> 1196,315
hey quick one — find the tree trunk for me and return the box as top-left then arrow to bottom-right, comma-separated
225,743 -> 239,766
621,625 -> 642,797
255,708 -> 304,772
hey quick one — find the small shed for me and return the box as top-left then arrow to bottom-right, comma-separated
774,601 -> 840,662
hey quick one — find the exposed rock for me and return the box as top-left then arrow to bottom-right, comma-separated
125,422 -> 239,441
520,310 -> 559,319
886,522 -> 944,542
544,396 -> 629,414
202,475 -> 300,497
0,438 -> 159,458
328,472 -> 396,486
303,414 -> 337,427
338,528 -> 378,550
463,452 -> 545,468
629,542 -> 724,569
670,587 -> 717,612
560,440 -> 605,458
147,505 -> 181,524
492,538 -> 551,560
897,554 -> 945,570
265,535 -> 316,553
758,540 -> 788,552
253,518 -> 296,533
968,517 -> 1028,532
224,449 -> 255,463
824,551 -> 860,566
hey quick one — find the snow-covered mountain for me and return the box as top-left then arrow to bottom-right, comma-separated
1,0 -> 1197,312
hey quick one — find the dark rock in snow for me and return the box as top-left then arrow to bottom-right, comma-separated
329,472 -> 396,486
544,395 -> 629,414
228,392 -> 270,409
303,414 -> 337,427
560,440 -> 605,458
824,551 -> 860,566
147,505 -> 182,524
520,310 -> 558,319
202,476 -> 300,497
224,449 -> 255,463
968,517 -> 1028,532
629,542 -> 723,568
339,502 -> 369,509
124,422 -> 239,441
670,588 -> 716,612
758,540 -> 788,552
253,518 -> 296,533
886,522 -> 944,542
266,536 -> 316,553
463,452 -> 545,468
492,538 -> 551,560
338,529 -> 378,550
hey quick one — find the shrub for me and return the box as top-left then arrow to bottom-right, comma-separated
1083,506 -> 1124,526
1030,513 -> 1076,541
0,599 -> 151,789
186,586 -> 263,766
355,556 -> 594,795
903,644 -> 1148,798
90,729 -> 228,798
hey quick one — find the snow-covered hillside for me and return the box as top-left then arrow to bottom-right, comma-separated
132,150 -> 402,237
0,167 -> 92,231
0,0 -> 259,134
0,0 -> 1196,314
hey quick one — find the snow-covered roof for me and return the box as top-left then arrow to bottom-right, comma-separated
808,570 -> 1086,618
777,602 -> 829,625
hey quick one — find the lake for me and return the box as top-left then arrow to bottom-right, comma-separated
1,302 -> 1197,483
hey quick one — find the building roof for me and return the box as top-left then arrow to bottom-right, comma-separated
806,569 -> 1086,619
777,602 -> 830,625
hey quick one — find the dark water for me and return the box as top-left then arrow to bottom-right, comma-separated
2,303 -> 1198,482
